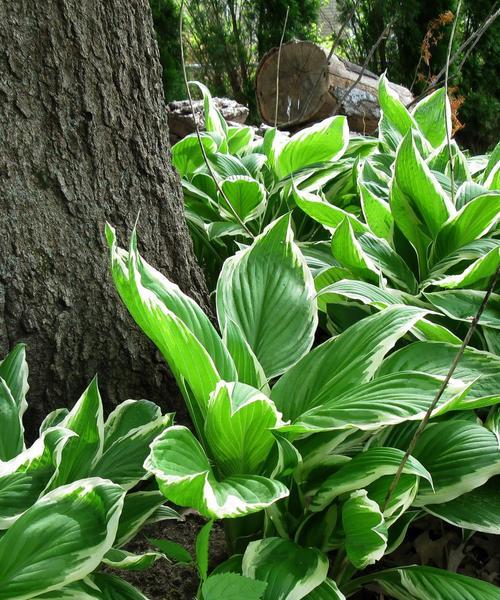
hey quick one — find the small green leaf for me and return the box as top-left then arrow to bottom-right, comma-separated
148,537 -> 193,565
202,573 -> 267,600
103,548 -> 163,571
196,520 -> 213,581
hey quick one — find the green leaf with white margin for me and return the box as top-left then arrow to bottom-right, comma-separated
242,537 -> 328,600
209,152 -> 251,177
106,225 -> 230,437
411,420 -> 500,506
0,378 -> 24,461
91,573 -> 150,600
205,381 -> 282,477
271,305 -> 426,421
171,133 -> 218,177
293,186 -> 367,233
275,116 -> 348,179
426,246 -> 500,290
216,215 -> 317,378
425,477 -> 500,534
346,565 -> 500,600
358,232 -> 418,293
359,180 -> 394,242
148,537 -> 193,564
0,343 -> 29,423
202,573 -> 267,600
0,427 -> 75,528
103,400 -> 161,451
379,340 -> 500,403
425,290 -> 500,329
114,490 -> 181,548
227,126 -> 253,155
280,372 -> 469,435
91,413 -> 173,489
412,87 -> 450,149
190,81 -> 228,143
316,279 -> 461,344
223,319 -> 269,393
390,130 -> 454,273
40,407 -> 69,434
145,426 -> 288,519
102,548 -> 163,571
310,448 -> 431,512
220,176 -> 266,222
378,74 -> 416,140
331,219 -> 380,284
303,578 -> 345,600
342,490 -> 387,569
0,478 -> 125,600
367,475 -> 419,525
314,267 -> 354,312
196,520 -> 213,581
48,377 -> 104,488
36,577 -> 102,599
429,192 -> 500,265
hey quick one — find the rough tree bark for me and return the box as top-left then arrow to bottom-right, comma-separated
0,0 -> 208,437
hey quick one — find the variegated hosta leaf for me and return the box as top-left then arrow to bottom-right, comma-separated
359,179 -> 394,242
91,573 -> 150,599
0,478 -> 125,600
190,81 -> 228,144
217,216 -> 318,379
102,548 -> 163,571
310,447 -> 431,512
223,319 -> 269,393
91,413 -> 172,490
47,377 -> 104,489
39,407 -> 69,434
145,426 -> 288,519
316,279 -> 461,344
425,477 -> 500,534
219,176 -> 266,223
171,133 -> 218,177
412,420 -> 500,506
378,74 -> 416,141
303,578 -> 345,600
367,474 -> 420,524
279,371 -> 469,435
425,290 -> 500,329
205,381 -> 282,477
115,490 -> 181,548
242,537 -> 328,600
227,125 -> 253,155
35,577 -> 102,599
272,305 -> 426,422
426,246 -> 500,290
379,340 -> 500,403
411,88 -> 450,149
275,115 -> 348,179
106,224 -> 231,436
331,219 -> 381,284
342,490 -> 388,569
0,377 -> 24,461
103,399 -> 161,451
0,427 -> 75,529
429,192 -> 500,265
202,573 -> 267,600
0,344 -> 29,423
347,565 -> 500,600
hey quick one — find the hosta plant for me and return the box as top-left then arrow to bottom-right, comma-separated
0,344 -> 180,599
107,217 -> 500,599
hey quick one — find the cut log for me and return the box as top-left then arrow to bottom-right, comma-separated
255,40 -> 413,133
167,97 -> 249,144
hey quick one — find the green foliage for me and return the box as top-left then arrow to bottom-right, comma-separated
0,345 -> 181,599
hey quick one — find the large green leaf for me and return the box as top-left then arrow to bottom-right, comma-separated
378,74 -> 416,139
412,88 -> 450,149
425,290 -> 500,329
275,116 -> 348,179
205,381 -> 282,477
346,565 -> 500,600
331,219 -> 380,283
0,377 -> 24,461
171,133 -> 218,177
145,426 -> 288,519
430,192 -> 500,264
0,427 -> 75,528
411,420 -> 500,506
0,344 -> 29,421
242,538 -> 328,600
425,477 -> 500,534
271,306 -> 426,421
311,448 -> 431,511
91,413 -> 172,489
217,216 -> 317,378
48,377 -> 104,488
202,573 -> 267,600
0,478 -> 125,600
280,372 -> 468,435
342,490 -> 387,569
220,176 -> 266,223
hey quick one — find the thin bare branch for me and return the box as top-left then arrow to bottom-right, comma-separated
382,266 -> 499,513
274,5 -> 289,127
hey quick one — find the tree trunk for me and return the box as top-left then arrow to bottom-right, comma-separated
0,0 -> 208,438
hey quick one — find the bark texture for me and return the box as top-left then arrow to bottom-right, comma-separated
0,0 -> 208,437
